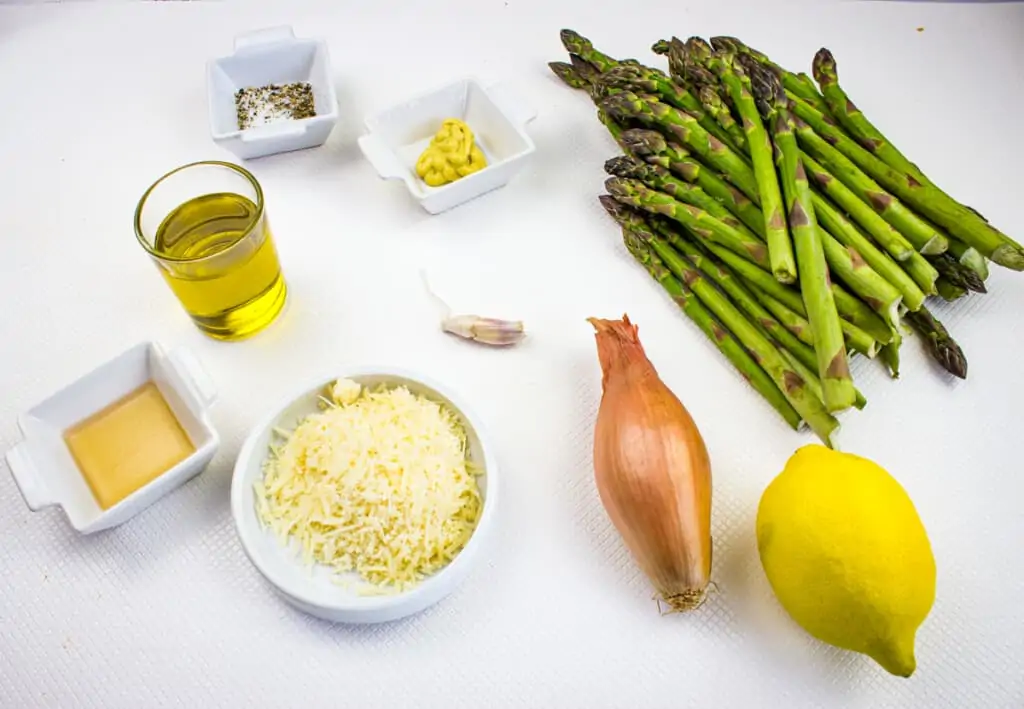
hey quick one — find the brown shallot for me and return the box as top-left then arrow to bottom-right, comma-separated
588,314 -> 712,612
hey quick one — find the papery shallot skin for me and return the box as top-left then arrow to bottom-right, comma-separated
589,315 -> 712,611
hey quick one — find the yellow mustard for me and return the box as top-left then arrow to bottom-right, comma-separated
415,119 -> 488,187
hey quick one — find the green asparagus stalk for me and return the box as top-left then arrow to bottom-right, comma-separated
597,108 -> 628,144
706,47 -> 796,284
596,64 -> 741,152
654,221 -> 820,373
710,36 -> 831,115
698,84 -> 747,153
559,29 -> 620,73
601,92 -> 761,201
616,221 -> 804,429
906,307 -> 968,379
880,330 -> 901,379
627,227 -> 840,445
602,196 -> 819,373
929,253 -> 986,294
812,49 -> 1020,270
946,238 -> 989,283
755,73 -> 855,411
791,109 -> 949,255
619,129 -> 764,236
672,37 -> 722,92
811,193 -> 928,310
935,277 -> 968,302
708,245 -> 883,357
548,62 -> 591,90
800,151 -> 915,261
818,231 -> 904,329
747,285 -> 814,347
605,177 -> 771,269
787,94 -> 1024,269
603,156 -> 763,242
568,54 -> 604,87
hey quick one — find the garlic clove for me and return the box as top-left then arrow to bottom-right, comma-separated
441,314 -> 526,346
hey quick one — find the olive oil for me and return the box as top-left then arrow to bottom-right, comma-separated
64,382 -> 195,510
153,192 -> 286,340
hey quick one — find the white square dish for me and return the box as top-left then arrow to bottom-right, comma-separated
206,26 -> 339,160
4,343 -> 219,534
357,77 -> 536,214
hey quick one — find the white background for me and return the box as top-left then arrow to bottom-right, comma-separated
1,1 -> 1022,707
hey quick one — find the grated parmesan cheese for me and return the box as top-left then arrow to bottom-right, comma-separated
254,379 -> 482,593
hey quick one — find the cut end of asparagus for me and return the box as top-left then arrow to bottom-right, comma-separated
811,48 -> 838,88
919,234 -> 949,256
991,244 -> 1024,271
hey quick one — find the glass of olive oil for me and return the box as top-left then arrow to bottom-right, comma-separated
134,161 -> 287,340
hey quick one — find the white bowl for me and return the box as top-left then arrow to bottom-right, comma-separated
357,77 -> 536,214
230,367 -> 498,624
5,342 -> 219,534
206,25 -> 340,160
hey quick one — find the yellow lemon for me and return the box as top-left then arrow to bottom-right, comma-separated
756,444 -> 936,677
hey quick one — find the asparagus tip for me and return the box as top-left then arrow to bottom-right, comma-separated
811,48 -> 837,86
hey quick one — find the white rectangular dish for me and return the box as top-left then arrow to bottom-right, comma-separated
358,77 -> 536,214
4,342 -> 219,534
206,25 -> 339,160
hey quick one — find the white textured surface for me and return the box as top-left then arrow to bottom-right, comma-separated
1,1 -> 1022,707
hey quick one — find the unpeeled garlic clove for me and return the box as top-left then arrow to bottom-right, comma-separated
441,315 -> 526,346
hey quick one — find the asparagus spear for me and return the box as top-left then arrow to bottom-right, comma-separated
880,332 -> 901,379
698,84 -> 747,153
596,64 -> 741,152
800,151 -> 914,260
627,226 -> 840,445
706,46 -> 796,284
619,225 -> 804,429
601,92 -> 760,200
708,245 -> 883,357
619,129 -> 764,236
601,195 -> 817,371
655,221 -> 820,373
906,307 -> 968,379
791,110 -> 949,255
559,29 -> 620,73
787,93 -> 1024,269
603,156 -> 763,242
754,72 -> 855,411
548,62 -> 591,90
811,193 -> 928,311
929,253 -> 986,294
935,277 -> 968,302
605,177 -> 771,269
946,238 -> 989,286
671,37 -> 721,92
709,36 -> 830,115
747,285 -> 814,347
814,46 -> 998,251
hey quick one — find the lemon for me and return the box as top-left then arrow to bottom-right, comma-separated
756,445 -> 936,677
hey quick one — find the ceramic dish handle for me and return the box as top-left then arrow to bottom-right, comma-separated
358,134 -> 409,181
168,346 -> 219,411
6,443 -> 56,511
234,26 -> 296,52
487,83 -> 537,126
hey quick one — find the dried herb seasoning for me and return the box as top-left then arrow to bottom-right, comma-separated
235,82 -> 316,130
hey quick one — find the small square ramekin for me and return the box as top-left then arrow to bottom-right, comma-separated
4,342 -> 219,534
206,25 -> 339,160
357,77 -> 536,214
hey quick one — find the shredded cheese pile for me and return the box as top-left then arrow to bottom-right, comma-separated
254,379 -> 482,592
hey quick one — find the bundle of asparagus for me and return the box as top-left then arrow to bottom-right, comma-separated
548,30 -> 1015,445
